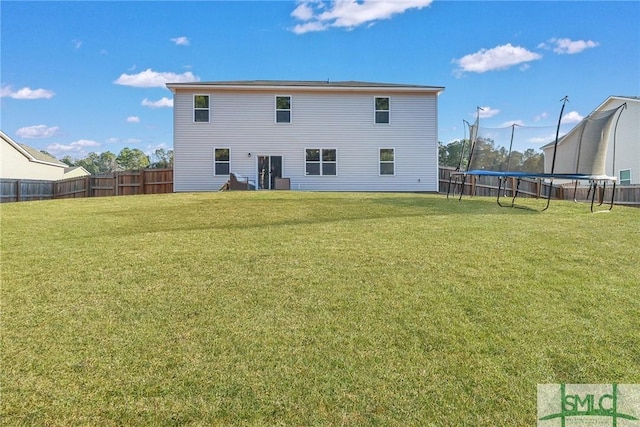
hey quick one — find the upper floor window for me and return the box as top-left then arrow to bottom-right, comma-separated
379,148 -> 394,175
194,95 -> 209,123
214,148 -> 230,175
276,96 -> 291,123
375,97 -> 390,124
620,169 -> 631,186
306,148 -> 337,176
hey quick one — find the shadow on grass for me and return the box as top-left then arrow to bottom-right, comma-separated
91,193 -> 540,239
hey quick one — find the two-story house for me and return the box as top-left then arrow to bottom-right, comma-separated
166,80 -> 444,192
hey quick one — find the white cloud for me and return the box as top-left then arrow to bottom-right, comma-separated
291,0 -> 433,34
114,68 -> 200,88
293,20 -> 329,34
476,106 -> 500,119
292,1 -> 316,20
171,36 -> 190,46
72,39 -> 83,49
500,120 -> 525,128
453,43 -> 542,76
529,133 -> 562,145
1,85 -> 55,99
47,139 -> 100,156
126,116 -> 140,123
541,38 -> 599,55
534,112 -> 549,122
561,111 -> 584,124
104,137 -> 140,146
142,97 -> 173,108
16,125 -> 60,139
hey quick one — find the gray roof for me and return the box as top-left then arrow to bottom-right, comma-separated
167,80 -> 444,91
18,143 -> 67,166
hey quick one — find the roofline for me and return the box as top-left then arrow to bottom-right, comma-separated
540,98 -> 631,150
1,130 -> 67,168
166,80 -> 445,94
594,95 -> 639,112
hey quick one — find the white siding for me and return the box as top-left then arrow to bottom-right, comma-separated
602,98 -> 639,184
1,139 -> 66,180
173,88 -> 440,192
543,97 -> 639,184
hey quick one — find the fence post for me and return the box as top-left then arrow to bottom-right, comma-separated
16,180 -> 21,202
114,172 -> 118,196
139,169 -> 145,195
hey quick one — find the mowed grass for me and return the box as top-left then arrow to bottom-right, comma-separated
1,192 -> 639,426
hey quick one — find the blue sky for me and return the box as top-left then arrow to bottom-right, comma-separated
2,1 -> 638,160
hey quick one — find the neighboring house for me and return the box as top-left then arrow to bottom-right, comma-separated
542,96 -> 639,185
166,80 -> 444,192
1,130 -> 90,180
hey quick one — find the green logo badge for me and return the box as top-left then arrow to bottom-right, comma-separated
538,384 -> 640,426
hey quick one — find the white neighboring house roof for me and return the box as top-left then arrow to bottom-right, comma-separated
1,130 -> 90,180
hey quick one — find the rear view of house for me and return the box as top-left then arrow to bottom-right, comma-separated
167,80 -> 444,192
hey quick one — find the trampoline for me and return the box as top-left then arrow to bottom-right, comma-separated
447,98 -> 627,212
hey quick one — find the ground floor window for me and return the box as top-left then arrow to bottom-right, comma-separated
619,169 -> 631,186
379,148 -> 394,175
306,149 -> 337,176
214,148 -> 230,175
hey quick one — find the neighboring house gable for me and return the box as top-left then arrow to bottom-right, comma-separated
63,166 -> 91,179
1,130 -> 89,180
167,80 -> 445,192
542,96 -> 639,185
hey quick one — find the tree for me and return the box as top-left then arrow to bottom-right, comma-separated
521,149 -> 544,173
438,140 -> 468,169
72,151 -> 119,175
99,151 -> 118,172
116,147 -> 149,170
150,148 -> 173,169
61,156 -> 75,167
440,138 -> 544,173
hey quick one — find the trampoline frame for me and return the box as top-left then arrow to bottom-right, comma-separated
446,98 -> 625,212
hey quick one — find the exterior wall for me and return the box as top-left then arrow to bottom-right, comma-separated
544,97 -> 639,184
601,98 -> 639,184
1,139 -> 66,180
173,88 -> 439,192
63,167 -> 91,179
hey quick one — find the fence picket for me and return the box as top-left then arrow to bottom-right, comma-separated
1,168 -> 638,205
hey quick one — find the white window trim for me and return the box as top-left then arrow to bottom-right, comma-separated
304,148 -> 338,176
379,147 -> 395,176
194,94 -> 210,123
213,147 -> 230,176
275,95 -> 292,124
619,168 -> 632,185
374,96 -> 391,125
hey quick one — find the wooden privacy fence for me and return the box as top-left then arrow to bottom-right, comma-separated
1,169 -> 173,203
2,167 -> 638,206
438,167 -> 640,207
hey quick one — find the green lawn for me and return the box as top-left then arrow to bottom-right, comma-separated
1,192 -> 639,426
